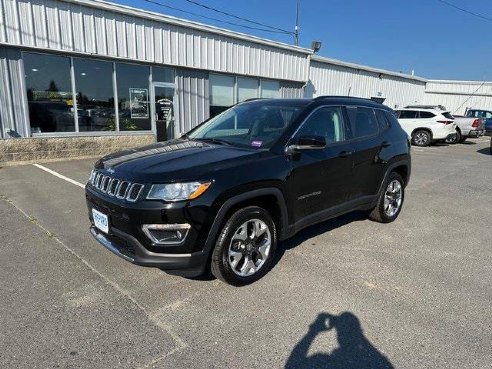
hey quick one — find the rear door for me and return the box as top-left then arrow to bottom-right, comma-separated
287,106 -> 355,222
346,106 -> 384,198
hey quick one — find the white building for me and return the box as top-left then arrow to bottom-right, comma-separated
0,0 -> 489,161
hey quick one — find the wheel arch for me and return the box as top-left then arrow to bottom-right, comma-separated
203,188 -> 289,258
411,127 -> 433,140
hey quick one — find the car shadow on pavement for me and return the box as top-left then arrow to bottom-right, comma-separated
477,147 -> 491,155
285,312 -> 394,369
272,211 -> 368,269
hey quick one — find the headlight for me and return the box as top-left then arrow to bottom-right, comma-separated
147,181 -> 211,201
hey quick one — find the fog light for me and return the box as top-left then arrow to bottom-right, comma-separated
142,224 -> 191,245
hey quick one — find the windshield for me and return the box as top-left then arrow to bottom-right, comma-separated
187,101 -> 306,149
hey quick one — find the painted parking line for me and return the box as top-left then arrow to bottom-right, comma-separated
32,163 -> 85,189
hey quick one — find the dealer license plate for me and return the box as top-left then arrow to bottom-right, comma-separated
92,208 -> 109,234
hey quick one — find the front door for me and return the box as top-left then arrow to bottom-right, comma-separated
288,106 -> 355,222
153,84 -> 175,142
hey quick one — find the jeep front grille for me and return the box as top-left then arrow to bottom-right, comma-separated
89,170 -> 143,202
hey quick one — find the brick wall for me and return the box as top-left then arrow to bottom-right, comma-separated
0,135 -> 156,165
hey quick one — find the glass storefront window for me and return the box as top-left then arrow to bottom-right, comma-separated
24,53 -> 75,133
209,75 -> 282,118
73,58 -> 115,131
116,63 -> 151,131
261,80 -> 280,98
152,66 -> 175,83
210,74 -> 235,117
237,77 -> 258,103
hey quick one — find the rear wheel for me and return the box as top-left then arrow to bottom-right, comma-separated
445,129 -> 461,144
412,130 -> 431,146
211,206 -> 277,286
369,172 -> 405,223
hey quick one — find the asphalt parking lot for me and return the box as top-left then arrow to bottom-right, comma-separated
1,138 -> 491,369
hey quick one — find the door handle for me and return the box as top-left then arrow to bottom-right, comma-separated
338,150 -> 353,158
381,141 -> 391,148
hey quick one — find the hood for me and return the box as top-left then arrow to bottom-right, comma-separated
95,139 -> 263,182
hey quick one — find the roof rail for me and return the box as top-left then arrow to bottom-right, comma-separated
313,95 -> 380,103
404,104 -> 447,110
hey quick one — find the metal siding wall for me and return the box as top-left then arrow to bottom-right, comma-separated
175,69 -> 209,135
424,81 -> 492,114
0,47 -> 29,137
309,61 -> 426,109
1,0 -> 308,82
280,81 -> 304,98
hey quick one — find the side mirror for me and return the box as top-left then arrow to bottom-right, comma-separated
287,135 -> 326,153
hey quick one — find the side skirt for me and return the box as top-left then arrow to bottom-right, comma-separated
281,195 -> 378,240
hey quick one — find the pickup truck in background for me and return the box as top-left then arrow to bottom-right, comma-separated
465,109 -> 492,136
445,115 -> 484,144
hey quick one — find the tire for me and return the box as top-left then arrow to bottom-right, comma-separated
211,206 -> 278,286
445,129 -> 461,144
411,130 -> 432,147
459,136 -> 467,143
369,172 -> 405,223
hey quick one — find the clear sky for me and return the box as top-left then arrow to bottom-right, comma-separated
111,0 -> 492,81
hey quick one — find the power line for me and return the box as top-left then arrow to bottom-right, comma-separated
142,0 -> 293,35
437,0 -> 492,22
181,0 -> 295,35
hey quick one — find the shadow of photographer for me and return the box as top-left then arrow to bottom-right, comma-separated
285,312 -> 394,369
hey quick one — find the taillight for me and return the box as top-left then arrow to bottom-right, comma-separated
437,120 -> 454,125
472,119 -> 480,128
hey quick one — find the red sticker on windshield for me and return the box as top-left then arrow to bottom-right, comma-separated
251,140 -> 263,147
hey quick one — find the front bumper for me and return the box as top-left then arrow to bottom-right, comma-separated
90,226 -> 208,277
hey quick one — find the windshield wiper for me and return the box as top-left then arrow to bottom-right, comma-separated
192,138 -> 232,146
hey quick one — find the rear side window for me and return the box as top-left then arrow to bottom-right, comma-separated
384,110 -> 402,128
419,111 -> 436,119
398,110 -> 418,119
442,112 -> 454,120
375,109 -> 391,131
346,107 -> 379,139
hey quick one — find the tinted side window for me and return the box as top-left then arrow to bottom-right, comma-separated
398,110 -> 418,119
419,111 -> 436,119
295,106 -> 346,144
375,109 -> 392,131
346,107 -> 379,139
384,110 -> 402,128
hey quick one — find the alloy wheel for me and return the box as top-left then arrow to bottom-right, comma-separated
384,180 -> 403,217
414,132 -> 429,146
227,219 -> 272,277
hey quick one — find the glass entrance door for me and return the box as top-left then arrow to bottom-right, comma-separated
153,84 -> 175,142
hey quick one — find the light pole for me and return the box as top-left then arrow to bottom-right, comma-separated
294,0 -> 300,45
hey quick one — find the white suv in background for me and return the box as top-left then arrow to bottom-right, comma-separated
395,107 -> 457,146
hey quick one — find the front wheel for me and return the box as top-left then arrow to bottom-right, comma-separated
369,172 -> 405,223
412,130 -> 431,146
211,206 -> 277,286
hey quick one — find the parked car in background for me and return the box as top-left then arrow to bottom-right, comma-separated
395,107 -> 456,146
445,115 -> 484,144
465,109 -> 492,136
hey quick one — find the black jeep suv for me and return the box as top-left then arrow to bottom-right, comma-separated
86,97 -> 411,286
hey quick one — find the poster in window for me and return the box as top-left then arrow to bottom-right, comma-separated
129,88 -> 149,118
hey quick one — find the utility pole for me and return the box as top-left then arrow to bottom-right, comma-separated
294,0 -> 300,45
